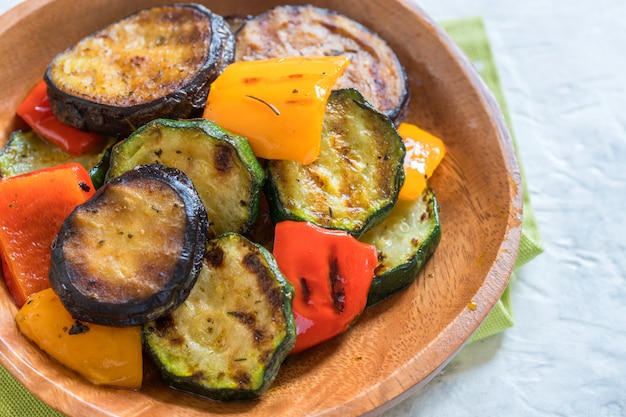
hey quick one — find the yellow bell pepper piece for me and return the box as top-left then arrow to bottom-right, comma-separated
15,288 -> 142,389
397,122 -> 446,200
203,56 -> 350,164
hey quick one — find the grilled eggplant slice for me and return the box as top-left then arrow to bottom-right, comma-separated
265,88 -> 406,237
106,118 -> 265,236
360,187 -> 442,307
234,4 -> 409,122
0,130 -> 116,180
49,164 -> 209,327
44,4 -> 235,137
143,233 -> 296,401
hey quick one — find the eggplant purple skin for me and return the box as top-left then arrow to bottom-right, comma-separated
49,164 -> 211,327
44,4 -> 235,138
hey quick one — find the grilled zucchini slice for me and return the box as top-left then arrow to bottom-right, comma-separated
360,187 -> 441,307
0,130 -> 116,180
106,118 -> 265,236
235,4 -> 409,122
143,233 -> 296,401
265,88 -> 405,237
49,164 -> 209,327
45,4 -> 234,137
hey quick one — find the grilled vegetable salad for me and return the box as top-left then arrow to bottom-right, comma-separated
0,3 -> 446,401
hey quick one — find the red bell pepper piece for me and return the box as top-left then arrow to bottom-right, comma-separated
0,163 -> 95,306
17,80 -> 106,156
273,221 -> 378,354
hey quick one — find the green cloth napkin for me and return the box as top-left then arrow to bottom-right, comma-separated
0,16 -> 543,417
440,17 -> 544,341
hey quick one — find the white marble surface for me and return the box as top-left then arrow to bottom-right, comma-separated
1,0 -> 625,416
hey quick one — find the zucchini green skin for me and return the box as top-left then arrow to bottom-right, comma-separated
106,118 -> 265,237
360,187 -> 441,307
0,130 -> 116,181
44,4 -> 235,137
143,233 -> 296,401
50,164 -> 209,326
88,145 -> 113,189
265,88 -> 405,237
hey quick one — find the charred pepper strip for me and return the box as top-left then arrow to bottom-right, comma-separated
17,80 -> 107,156
272,221 -> 378,354
0,163 -> 95,306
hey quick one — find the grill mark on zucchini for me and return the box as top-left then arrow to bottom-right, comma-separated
205,245 -> 224,268
153,315 -> 175,338
242,252 -> 283,318
214,143 -> 234,172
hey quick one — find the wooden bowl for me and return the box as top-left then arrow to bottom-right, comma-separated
0,0 -> 522,415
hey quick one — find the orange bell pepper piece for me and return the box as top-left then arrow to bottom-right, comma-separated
203,56 -> 350,164
16,288 -> 143,389
273,221 -> 378,354
17,80 -> 106,156
0,163 -> 95,306
397,122 -> 446,200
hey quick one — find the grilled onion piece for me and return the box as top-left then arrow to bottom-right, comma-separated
49,164 -> 210,327
44,4 -> 234,137
234,4 -> 409,122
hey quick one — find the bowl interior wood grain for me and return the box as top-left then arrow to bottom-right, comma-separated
0,0 -> 522,416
